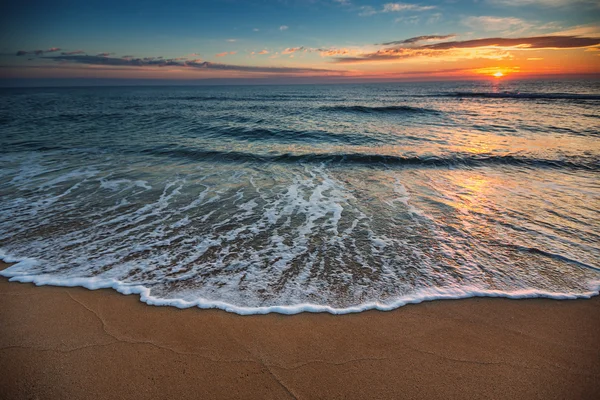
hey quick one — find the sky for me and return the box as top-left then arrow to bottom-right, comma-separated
1,0 -> 599,85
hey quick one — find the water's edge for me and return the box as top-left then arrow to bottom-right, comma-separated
3,251 -> 598,316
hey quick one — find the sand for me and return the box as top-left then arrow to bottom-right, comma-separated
1,261 -> 599,400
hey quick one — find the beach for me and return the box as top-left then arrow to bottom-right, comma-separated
2,261 -> 599,400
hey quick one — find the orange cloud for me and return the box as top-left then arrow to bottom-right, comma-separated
216,51 -> 237,57
282,47 -> 304,54
333,35 -> 600,63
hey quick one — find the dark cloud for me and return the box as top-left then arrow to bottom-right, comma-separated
185,61 -> 336,73
334,35 -> 600,63
379,35 -> 456,46
16,47 -> 61,56
421,35 -> 600,50
97,52 -> 112,57
61,50 -> 85,55
44,54 -> 340,74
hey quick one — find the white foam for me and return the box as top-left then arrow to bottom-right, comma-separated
2,159 -> 600,316
2,250 -> 599,315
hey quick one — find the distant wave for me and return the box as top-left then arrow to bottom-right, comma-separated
437,92 -> 600,101
200,126 -> 382,145
320,105 -> 441,114
142,147 -> 599,170
170,95 -> 342,102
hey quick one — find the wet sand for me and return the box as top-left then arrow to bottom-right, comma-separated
1,261 -> 599,399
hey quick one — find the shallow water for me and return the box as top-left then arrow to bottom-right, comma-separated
1,80 -> 599,314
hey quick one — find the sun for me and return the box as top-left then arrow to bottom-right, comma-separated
493,71 -> 504,78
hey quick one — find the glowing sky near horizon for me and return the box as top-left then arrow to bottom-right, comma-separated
0,0 -> 599,83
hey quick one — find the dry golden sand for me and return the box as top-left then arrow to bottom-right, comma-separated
1,260 -> 599,400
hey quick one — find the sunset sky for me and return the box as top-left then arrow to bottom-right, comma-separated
1,0 -> 599,85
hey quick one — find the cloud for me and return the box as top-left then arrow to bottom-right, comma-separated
383,2 -> 435,12
333,35 -> 600,63
253,28 -> 260,32
427,13 -> 442,24
317,48 -> 361,57
16,47 -> 61,56
216,51 -> 237,57
61,50 -> 86,55
258,50 -> 269,55
380,35 -> 456,46
185,61 -> 337,74
395,16 -> 420,24
282,46 -> 305,54
227,39 -> 237,42
360,2 -> 435,16
487,0 -> 597,7
550,24 -> 600,38
358,6 -> 377,16
97,52 -> 112,57
462,16 -> 531,32
43,54 -> 343,75
280,25 -> 289,31
421,35 -> 600,50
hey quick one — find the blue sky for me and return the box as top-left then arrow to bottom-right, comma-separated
1,0 -> 599,83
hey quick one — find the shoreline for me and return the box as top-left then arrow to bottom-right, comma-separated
2,261 -> 599,399
2,258 -> 599,316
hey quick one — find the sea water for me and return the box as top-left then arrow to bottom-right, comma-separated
1,80 -> 599,314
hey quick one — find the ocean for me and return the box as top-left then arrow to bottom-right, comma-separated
1,80 -> 599,314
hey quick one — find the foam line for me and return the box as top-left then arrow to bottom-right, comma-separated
2,251 -> 599,316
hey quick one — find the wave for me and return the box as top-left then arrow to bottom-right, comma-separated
2,251 -> 598,315
141,147 -> 599,170
437,92 -> 600,101
171,94 -> 341,102
201,126 -> 381,145
320,105 -> 441,114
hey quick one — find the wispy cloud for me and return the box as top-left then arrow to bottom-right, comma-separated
487,0 -> 597,7
280,25 -> 289,31
380,35 -> 456,46
42,54 -> 343,75
360,2 -> 435,16
462,16 -> 531,32
383,2 -> 435,12
395,15 -> 420,24
333,35 -> 600,63
358,6 -> 377,16
317,48 -> 361,57
216,51 -> 237,57
421,35 -> 600,50
16,47 -> 61,56
282,47 -> 305,54
61,50 -> 86,55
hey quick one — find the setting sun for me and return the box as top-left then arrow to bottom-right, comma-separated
493,71 -> 504,78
